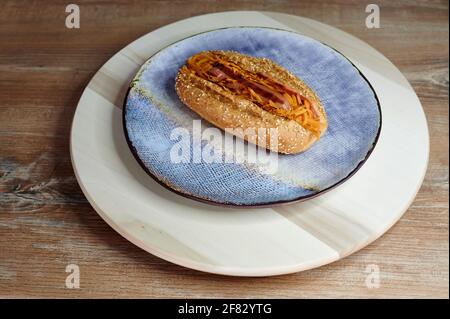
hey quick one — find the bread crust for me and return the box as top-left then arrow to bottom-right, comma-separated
175,51 -> 327,154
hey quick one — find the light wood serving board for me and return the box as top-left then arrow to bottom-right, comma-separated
70,11 -> 429,276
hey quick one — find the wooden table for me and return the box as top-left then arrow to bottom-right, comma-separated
0,0 -> 448,298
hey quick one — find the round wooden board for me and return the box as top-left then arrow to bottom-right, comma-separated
70,11 -> 429,276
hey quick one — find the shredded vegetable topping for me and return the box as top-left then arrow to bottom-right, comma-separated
183,52 -> 321,137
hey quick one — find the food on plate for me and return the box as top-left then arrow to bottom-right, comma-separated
175,50 -> 327,154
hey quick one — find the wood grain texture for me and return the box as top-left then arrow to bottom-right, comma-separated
0,0 -> 448,298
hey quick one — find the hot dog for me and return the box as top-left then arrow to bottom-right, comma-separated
175,51 -> 328,154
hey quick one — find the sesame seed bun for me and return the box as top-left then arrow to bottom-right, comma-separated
175,50 -> 327,154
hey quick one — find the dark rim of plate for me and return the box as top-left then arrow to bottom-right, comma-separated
122,26 -> 383,208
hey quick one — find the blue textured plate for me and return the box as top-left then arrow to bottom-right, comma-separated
123,27 -> 381,207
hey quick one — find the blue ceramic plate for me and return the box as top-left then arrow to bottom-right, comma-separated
123,27 -> 381,207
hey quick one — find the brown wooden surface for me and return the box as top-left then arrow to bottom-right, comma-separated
0,0 -> 448,298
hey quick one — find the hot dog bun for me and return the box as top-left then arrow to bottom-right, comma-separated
175,50 -> 327,154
